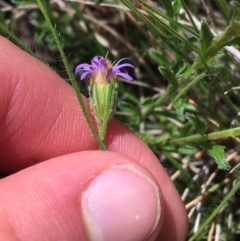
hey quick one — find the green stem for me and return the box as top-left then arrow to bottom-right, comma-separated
0,23 -> 42,61
99,120 -> 108,144
141,72 -> 206,120
188,179 -> 240,241
36,0 -> 106,150
172,72 -> 207,104
164,127 -> 240,145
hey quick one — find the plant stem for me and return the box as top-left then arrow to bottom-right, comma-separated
164,127 -> 240,145
99,120 -> 108,144
36,0 -> 106,150
172,72 -> 207,104
0,23 -> 42,61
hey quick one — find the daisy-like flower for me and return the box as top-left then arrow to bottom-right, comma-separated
75,56 -> 134,83
75,56 -> 134,143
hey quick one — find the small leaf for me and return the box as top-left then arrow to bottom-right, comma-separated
118,102 -> 139,115
140,97 -> 154,107
180,122 -> 194,137
148,48 -> 171,66
138,133 -> 170,146
185,112 -> 207,135
164,152 -> 191,179
204,51 -> 224,68
160,145 -> 196,155
161,0 -> 174,17
159,66 -> 178,94
174,98 -> 185,121
200,19 -> 214,55
200,143 -> 230,170
176,62 -> 193,78
172,0 -> 181,17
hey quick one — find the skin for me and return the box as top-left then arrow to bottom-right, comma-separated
0,36 -> 188,241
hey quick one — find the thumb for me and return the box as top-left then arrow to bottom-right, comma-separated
0,151 -> 163,241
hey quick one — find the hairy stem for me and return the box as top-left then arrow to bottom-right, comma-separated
36,0 -> 106,150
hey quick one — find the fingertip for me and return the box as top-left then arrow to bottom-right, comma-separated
81,164 -> 162,241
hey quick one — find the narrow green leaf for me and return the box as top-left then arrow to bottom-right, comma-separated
148,48 -> 171,66
180,122 -> 194,137
200,19 -> 214,55
186,112 -> 207,135
201,143 -> 230,170
138,133 -> 171,146
154,66 -> 179,105
163,152 -> 191,179
118,102 -> 139,115
172,0 -> 181,17
174,98 -> 185,121
176,62 -> 192,78
12,0 -> 36,3
140,97 -> 155,107
189,179 -> 240,241
159,66 -> 178,93
161,0 -> 174,17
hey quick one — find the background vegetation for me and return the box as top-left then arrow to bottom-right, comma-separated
1,0 -> 240,240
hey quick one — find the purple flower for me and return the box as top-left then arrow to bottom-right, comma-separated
75,56 -> 134,83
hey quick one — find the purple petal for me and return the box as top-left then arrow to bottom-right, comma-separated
106,68 -> 113,81
75,64 -> 92,73
99,57 -> 106,67
92,60 -> 99,68
113,58 -> 130,68
92,56 -> 103,68
92,56 -> 99,62
116,72 -> 133,81
113,68 -> 128,74
75,56 -> 134,82
80,71 -> 91,80
113,63 -> 134,70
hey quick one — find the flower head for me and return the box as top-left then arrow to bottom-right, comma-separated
75,56 -> 134,143
75,56 -> 134,82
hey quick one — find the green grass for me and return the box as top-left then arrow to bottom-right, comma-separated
1,0 -> 240,240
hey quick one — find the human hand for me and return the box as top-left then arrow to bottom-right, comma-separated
0,37 -> 188,241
